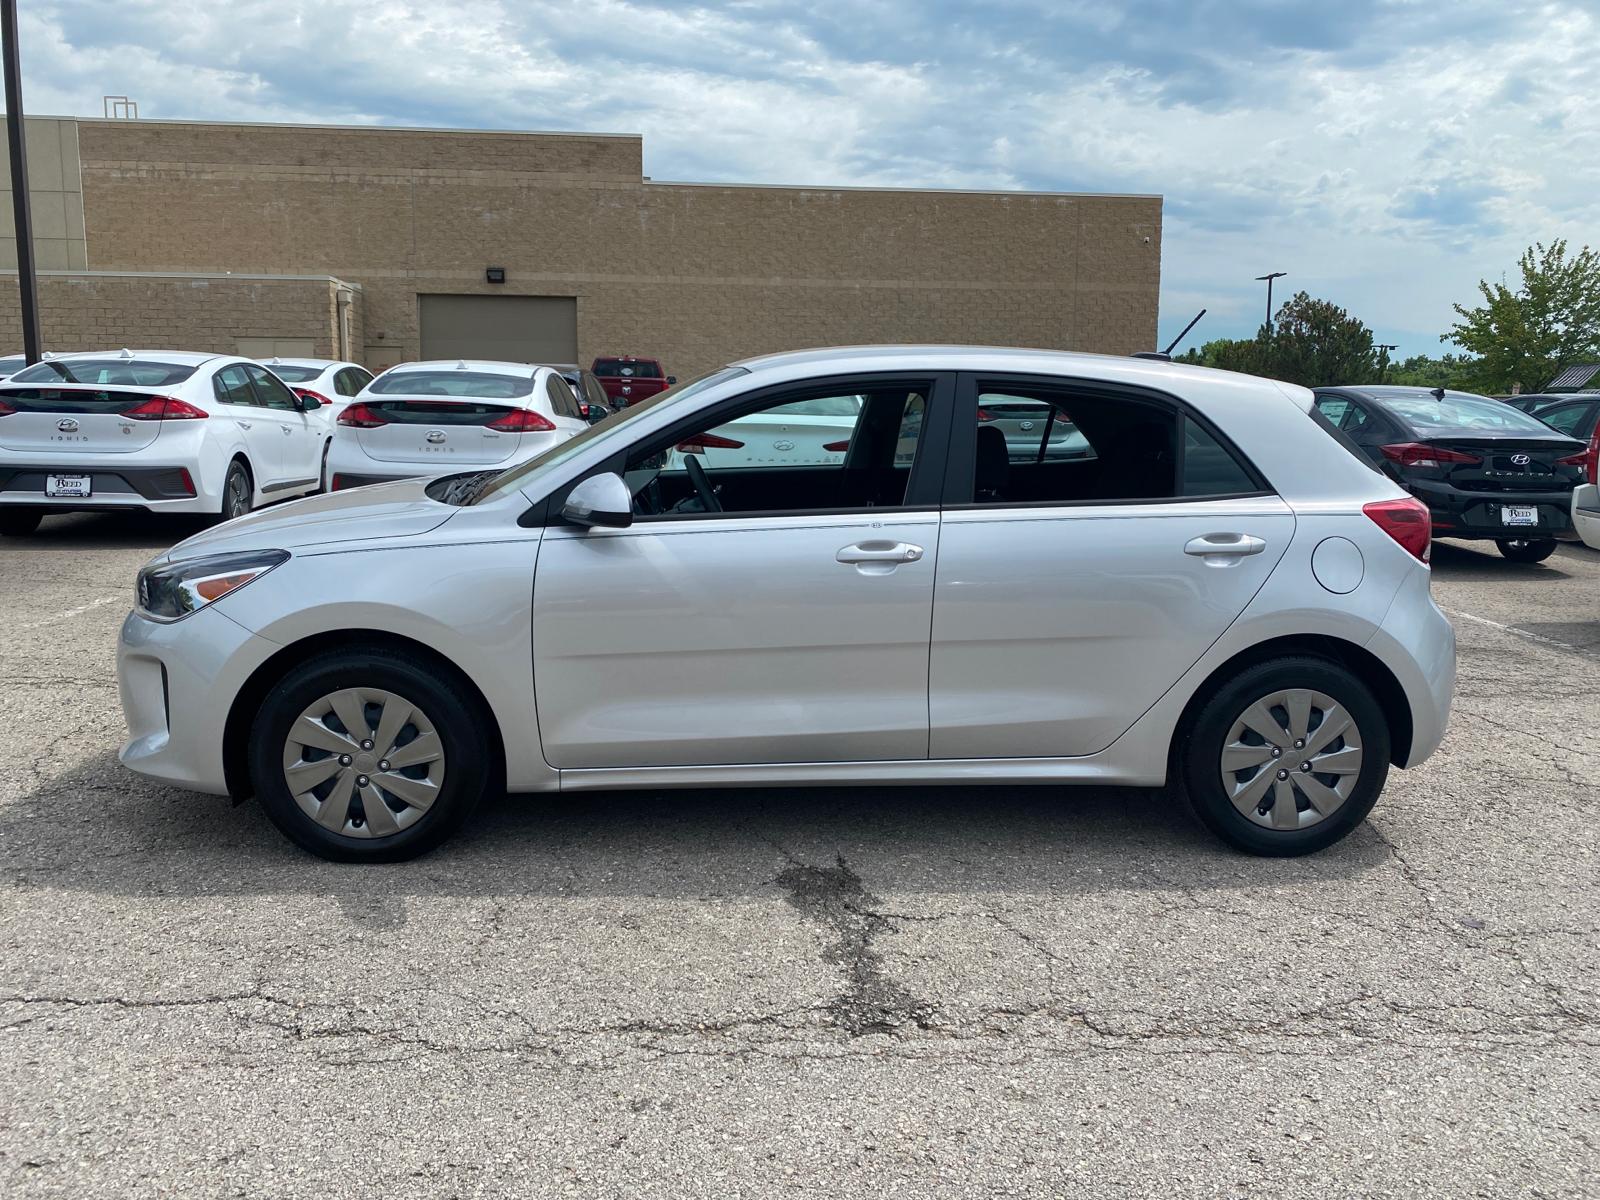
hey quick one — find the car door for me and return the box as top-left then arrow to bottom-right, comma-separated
928,374 -> 1296,759
531,374 -> 952,770
245,363 -> 318,491
211,363 -> 281,486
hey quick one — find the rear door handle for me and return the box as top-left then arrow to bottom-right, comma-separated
237,421 -> 252,430
837,541 -> 924,565
1184,532 -> 1266,558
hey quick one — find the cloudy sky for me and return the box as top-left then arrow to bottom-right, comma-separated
15,0 -> 1600,355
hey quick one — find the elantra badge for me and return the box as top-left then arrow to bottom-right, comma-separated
57,417 -> 79,433
1511,454 -> 1531,466
426,430 -> 447,444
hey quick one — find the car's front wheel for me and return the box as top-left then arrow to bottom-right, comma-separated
0,509 -> 42,536
1495,537 -> 1558,563
247,647 -> 493,862
1179,657 -> 1390,856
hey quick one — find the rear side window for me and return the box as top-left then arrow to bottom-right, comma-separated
962,384 -> 1264,505
1307,403 -> 1384,474
14,358 -> 200,386
1537,403 -> 1596,439
545,374 -> 581,419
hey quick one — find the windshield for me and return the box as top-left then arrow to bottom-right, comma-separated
268,364 -> 324,383
369,369 -> 533,399
11,358 -> 200,386
594,359 -> 662,379
472,365 -> 748,504
0,355 -> 25,373
1383,393 -> 1564,436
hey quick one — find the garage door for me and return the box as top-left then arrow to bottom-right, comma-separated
419,295 -> 578,366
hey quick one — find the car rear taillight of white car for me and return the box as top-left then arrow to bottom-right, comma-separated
1363,496 -> 1432,563
338,403 -> 388,428
121,396 -> 209,421
486,410 -> 556,432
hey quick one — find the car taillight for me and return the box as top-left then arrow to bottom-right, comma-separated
1556,432 -> 1600,485
1364,496 -> 1432,563
822,439 -> 851,452
122,396 -> 209,421
337,403 -> 388,428
976,408 -> 994,422
1380,442 -> 1481,468
676,433 -> 745,453
0,398 -> 14,416
294,388 -> 332,407
486,409 -> 557,432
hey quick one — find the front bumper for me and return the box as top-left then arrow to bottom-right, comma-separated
1408,479 -> 1576,540
118,605 -> 281,794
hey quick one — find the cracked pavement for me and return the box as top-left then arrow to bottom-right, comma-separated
1,514 -> 1596,1197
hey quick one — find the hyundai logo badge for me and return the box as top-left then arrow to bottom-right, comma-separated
773,439 -> 796,451
425,430 -> 446,444
1511,453 -> 1531,466
56,417 -> 79,433
1019,420 -> 1035,431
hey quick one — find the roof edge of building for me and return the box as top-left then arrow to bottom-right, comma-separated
72,115 -> 642,142
648,179 -> 1162,201
0,269 -> 362,288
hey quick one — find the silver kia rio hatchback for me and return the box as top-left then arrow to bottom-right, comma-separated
116,347 -> 1455,862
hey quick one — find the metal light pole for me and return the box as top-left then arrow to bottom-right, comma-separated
1255,271 -> 1286,333
1,0 -> 39,364
1375,343 -> 1397,384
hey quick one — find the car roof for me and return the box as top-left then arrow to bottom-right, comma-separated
730,343 -> 1314,410
382,359 -> 542,377
264,357 -> 353,369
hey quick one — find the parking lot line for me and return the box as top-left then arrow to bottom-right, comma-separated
13,594 -> 122,635
1444,607 -> 1598,659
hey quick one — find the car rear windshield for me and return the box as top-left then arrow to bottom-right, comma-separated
10,359 -> 200,386
367,370 -> 533,399
593,360 -> 662,379
363,400 -> 515,424
1383,394 -> 1558,435
267,365 -> 324,383
0,387 -> 160,413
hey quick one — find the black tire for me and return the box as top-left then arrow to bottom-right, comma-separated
1178,656 -> 1390,857
219,459 -> 253,522
0,509 -> 43,536
247,647 -> 494,862
318,440 -> 332,492
1495,537 -> 1558,563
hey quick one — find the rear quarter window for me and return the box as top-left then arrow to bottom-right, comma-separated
1307,403 -> 1384,474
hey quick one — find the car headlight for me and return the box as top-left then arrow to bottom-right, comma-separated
135,550 -> 290,622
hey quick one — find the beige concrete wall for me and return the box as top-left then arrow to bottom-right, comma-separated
0,117 -> 88,271
62,118 -> 1160,375
0,271 -> 359,360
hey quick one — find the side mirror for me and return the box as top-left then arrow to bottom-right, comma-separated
584,404 -> 608,425
666,376 -> 677,386
298,395 -> 322,412
561,472 -> 633,528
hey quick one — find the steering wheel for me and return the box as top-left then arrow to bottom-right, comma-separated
683,453 -> 723,513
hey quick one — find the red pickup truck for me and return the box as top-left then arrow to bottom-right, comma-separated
592,356 -> 675,406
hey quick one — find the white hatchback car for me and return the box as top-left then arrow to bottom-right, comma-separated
0,349 -> 329,535
117,346 -> 1455,863
325,360 -> 586,491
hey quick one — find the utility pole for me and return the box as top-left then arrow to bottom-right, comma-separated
1,0 -> 40,364
1375,343 -> 1397,383
1255,271 -> 1286,334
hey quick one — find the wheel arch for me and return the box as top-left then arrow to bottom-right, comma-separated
222,628 -> 507,800
1171,633 -> 1413,768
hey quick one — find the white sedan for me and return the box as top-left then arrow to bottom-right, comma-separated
0,349 -> 328,535
325,360 -> 586,491
262,357 -> 373,423
116,345 -> 1454,863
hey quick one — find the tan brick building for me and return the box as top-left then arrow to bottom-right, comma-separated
0,116 -> 1162,376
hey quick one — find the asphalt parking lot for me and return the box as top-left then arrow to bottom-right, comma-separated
1,514 -> 1595,1198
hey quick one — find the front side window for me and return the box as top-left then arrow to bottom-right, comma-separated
961,383 -> 1261,505
625,384 -> 930,518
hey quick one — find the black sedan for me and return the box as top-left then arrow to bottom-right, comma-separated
1313,385 -> 1587,563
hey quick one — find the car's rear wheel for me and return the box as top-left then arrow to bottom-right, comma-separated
318,440 -> 331,492
220,460 -> 252,522
1495,537 -> 1557,563
247,648 -> 492,862
1179,657 -> 1390,856
0,509 -> 42,536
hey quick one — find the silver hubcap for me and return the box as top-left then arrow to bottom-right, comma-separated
282,687 -> 445,839
1219,688 -> 1363,831
227,471 -> 250,518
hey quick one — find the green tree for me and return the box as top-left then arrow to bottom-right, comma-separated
1382,353 -> 1477,389
1176,292 -> 1378,387
1445,240 -> 1600,393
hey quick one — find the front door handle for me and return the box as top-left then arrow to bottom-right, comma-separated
237,421 -> 252,430
837,541 -> 924,565
1184,532 -> 1266,558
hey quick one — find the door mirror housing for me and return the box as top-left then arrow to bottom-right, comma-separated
561,472 -> 633,528
667,376 -> 677,386
297,395 -> 321,412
